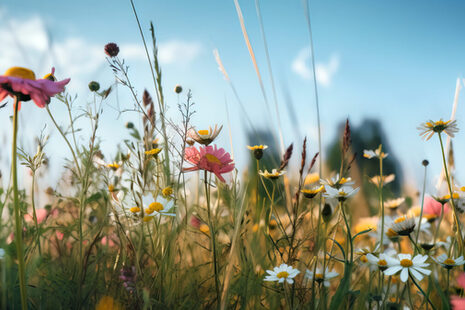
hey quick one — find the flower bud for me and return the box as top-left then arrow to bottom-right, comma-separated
88,81 -> 100,92
104,42 -> 120,57
174,84 -> 183,94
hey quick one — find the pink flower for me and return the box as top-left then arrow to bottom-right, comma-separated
183,145 -> 235,182
0,67 -> 70,109
424,196 -> 450,217
451,273 -> 465,309
56,231 -> 64,241
24,208 -> 48,224
101,236 -> 117,247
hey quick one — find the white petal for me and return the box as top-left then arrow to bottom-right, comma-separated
384,266 -> 402,276
326,272 -> 339,279
398,253 -> 411,261
366,253 -> 379,264
385,257 -> 400,266
409,268 -> 424,281
286,278 -> 294,284
412,255 -> 428,264
400,268 -> 409,282
412,266 -> 431,276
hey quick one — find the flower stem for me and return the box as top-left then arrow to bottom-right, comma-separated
31,173 -> 41,256
378,148 -> 385,252
340,201 -> 353,263
204,170 -> 221,308
12,97 -> 27,310
414,164 -> 428,254
410,275 -> 436,310
438,133 -> 464,255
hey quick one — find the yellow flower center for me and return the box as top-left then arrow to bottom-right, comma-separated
199,224 -> 210,233
108,185 -> 115,192
162,186 -> 173,197
145,148 -> 161,156
386,228 -> 398,238
378,259 -> 387,266
198,129 -> 209,136
360,255 -> 368,263
394,216 -> 407,224
400,259 -> 413,267
130,207 -> 140,213
315,273 -> 324,280
276,271 -> 290,279
145,208 -> 155,215
107,162 -> 120,170
205,153 -> 221,165
444,258 -> 455,265
4,67 -> 36,80
143,216 -> 153,222
148,202 -> 164,212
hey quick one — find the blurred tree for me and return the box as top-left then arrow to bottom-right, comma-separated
327,119 -> 403,215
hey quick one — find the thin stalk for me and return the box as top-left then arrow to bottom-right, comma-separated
414,164 -> 428,254
204,170 -> 221,308
438,133 -> 464,254
340,201 -> 353,263
433,203 -> 445,244
12,97 -> 27,310
410,275 -> 437,310
30,173 -> 41,256
378,150 -> 385,252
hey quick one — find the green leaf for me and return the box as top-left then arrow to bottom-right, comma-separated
329,262 -> 352,310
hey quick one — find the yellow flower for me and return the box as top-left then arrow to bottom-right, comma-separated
301,185 -> 324,199
107,162 -> 120,170
247,145 -> 268,160
162,186 -> 173,197
199,224 -> 210,234
95,296 -> 122,310
259,169 -> 285,180
129,206 -> 140,213
108,185 -> 115,192
143,216 -> 154,222
148,202 -> 164,213
418,119 -> 459,141
145,208 -> 155,215
145,148 -> 162,156
304,173 -> 320,185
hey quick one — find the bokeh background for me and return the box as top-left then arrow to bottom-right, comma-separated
1,0 -> 465,195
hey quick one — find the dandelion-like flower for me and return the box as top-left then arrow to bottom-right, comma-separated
305,268 -> 339,287
384,253 -> 431,282
384,197 -> 405,212
363,149 -> 388,159
264,264 -> 300,284
301,185 -> 324,199
320,173 -> 354,188
0,67 -> 70,109
247,145 -> 268,160
434,254 -> 465,270
323,185 -> 359,201
187,124 -> 223,145
183,145 -> 235,182
145,148 -> 162,156
418,119 -> 459,141
390,215 -> 416,236
259,169 -> 285,180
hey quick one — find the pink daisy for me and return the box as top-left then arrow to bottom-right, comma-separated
0,66 -> 70,109
183,145 -> 235,182
424,196 -> 450,217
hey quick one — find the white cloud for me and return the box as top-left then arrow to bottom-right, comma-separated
158,40 -> 203,65
292,47 -> 339,87
0,12 -> 203,92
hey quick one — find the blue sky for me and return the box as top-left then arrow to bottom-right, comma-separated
1,0 -> 465,193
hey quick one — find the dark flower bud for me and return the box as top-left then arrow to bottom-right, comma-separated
88,81 -> 100,92
125,122 -> 134,129
104,42 -> 120,57
174,84 -> 183,94
422,159 -> 429,166
322,203 -> 333,223
253,149 -> 264,160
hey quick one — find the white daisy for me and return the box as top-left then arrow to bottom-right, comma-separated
264,264 -> 300,284
305,267 -> 339,287
320,173 -> 355,188
259,169 -> 285,180
363,149 -> 388,159
390,215 -> 416,236
434,254 -> 465,270
366,250 -> 396,271
384,253 -> 431,282
323,185 -> 359,201
187,124 -> 223,145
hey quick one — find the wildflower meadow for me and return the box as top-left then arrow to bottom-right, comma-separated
2,1 -> 465,309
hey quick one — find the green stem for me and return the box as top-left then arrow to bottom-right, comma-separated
438,133 -> 463,255
378,148 -> 385,252
433,203 -> 445,244
204,171 -> 221,308
410,275 -> 436,310
30,173 -> 41,256
414,164 -> 428,254
12,97 -> 27,310
340,201 -> 353,263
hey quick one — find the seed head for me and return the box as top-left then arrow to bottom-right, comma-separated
104,42 -> 120,57
88,81 -> 100,92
